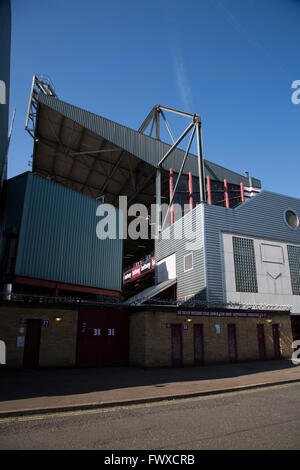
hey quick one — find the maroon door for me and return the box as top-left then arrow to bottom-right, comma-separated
272,324 -> 281,359
23,319 -> 42,369
76,308 -> 129,367
228,324 -> 238,363
194,324 -> 204,365
257,324 -> 266,361
171,324 -> 182,367
291,316 -> 300,341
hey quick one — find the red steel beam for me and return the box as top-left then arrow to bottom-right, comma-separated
14,276 -> 121,297
206,175 -> 212,205
224,178 -> 230,208
240,182 -> 245,203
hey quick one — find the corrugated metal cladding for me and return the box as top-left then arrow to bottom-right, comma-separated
36,94 -> 261,188
204,191 -> 300,305
155,205 -> 206,302
0,175 -> 26,267
0,174 -> 27,261
14,172 -> 123,291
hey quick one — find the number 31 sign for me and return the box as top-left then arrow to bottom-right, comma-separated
93,328 -> 116,336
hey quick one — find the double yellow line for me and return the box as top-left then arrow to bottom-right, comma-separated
0,382 -> 294,425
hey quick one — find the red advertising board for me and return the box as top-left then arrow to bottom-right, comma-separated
123,257 -> 155,284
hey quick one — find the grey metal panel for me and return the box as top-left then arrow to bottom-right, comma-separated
204,191 -> 300,304
0,0 -> 11,186
15,173 -> 123,291
155,205 -> 206,302
36,94 -> 261,188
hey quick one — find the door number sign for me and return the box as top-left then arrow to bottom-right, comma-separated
92,328 -> 116,336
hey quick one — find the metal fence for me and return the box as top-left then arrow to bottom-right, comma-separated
1,290 -> 291,312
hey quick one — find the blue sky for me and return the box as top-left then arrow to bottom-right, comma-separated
8,0 -> 300,197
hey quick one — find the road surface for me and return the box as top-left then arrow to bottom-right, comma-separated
0,383 -> 299,450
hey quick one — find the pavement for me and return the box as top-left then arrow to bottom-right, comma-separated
0,359 -> 300,418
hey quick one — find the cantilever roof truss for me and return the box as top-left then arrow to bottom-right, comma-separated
31,94 -> 261,206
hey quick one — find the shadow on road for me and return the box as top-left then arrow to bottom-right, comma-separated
0,359 -> 296,402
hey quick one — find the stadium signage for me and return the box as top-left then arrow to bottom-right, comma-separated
177,310 -> 267,318
123,257 -> 155,284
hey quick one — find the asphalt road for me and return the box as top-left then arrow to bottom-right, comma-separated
0,383 -> 299,450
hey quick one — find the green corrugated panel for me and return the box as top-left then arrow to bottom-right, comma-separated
0,173 -> 28,261
15,173 -> 123,291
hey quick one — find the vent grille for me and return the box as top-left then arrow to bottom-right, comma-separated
233,237 -> 258,292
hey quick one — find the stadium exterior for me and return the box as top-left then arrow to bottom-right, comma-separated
0,5 -> 298,367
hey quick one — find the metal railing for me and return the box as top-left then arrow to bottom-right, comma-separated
1,290 -> 292,312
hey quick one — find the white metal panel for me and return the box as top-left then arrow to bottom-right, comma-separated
205,191 -> 300,310
156,253 -> 176,283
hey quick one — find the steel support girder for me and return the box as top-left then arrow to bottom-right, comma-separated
79,139 -> 110,192
66,126 -> 87,182
113,159 -> 154,205
34,133 -> 149,190
127,168 -> 157,205
158,121 -> 194,167
159,110 -> 175,144
35,136 -> 125,189
196,122 -> 206,203
97,150 -> 126,196
158,105 -> 194,119
161,125 -> 196,230
156,168 -> 162,233
138,107 -> 155,134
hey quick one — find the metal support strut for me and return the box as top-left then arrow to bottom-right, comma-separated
139,105 -> 207,233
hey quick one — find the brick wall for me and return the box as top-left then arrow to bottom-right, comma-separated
129,309 -> 293,367
0,304 -> 294,369
0,305 -> 78,369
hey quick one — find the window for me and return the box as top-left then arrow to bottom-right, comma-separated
285,210 -> 299,229
233,237 -> 258,292
260,243 -> 284,264
184,253 -> 193,272
287,245 -> 300,295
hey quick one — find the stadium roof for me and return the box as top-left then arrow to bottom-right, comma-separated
32,93 -> 261,207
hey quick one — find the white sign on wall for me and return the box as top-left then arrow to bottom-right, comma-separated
17,336 -> 25,348
0,80 -> 6,105
0,340 -> 6,364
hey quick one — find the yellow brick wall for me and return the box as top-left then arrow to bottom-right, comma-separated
0,305 -> 78,369
130,310 -> 293,367
0,304 -> 294,369
129,311 -> 147,366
